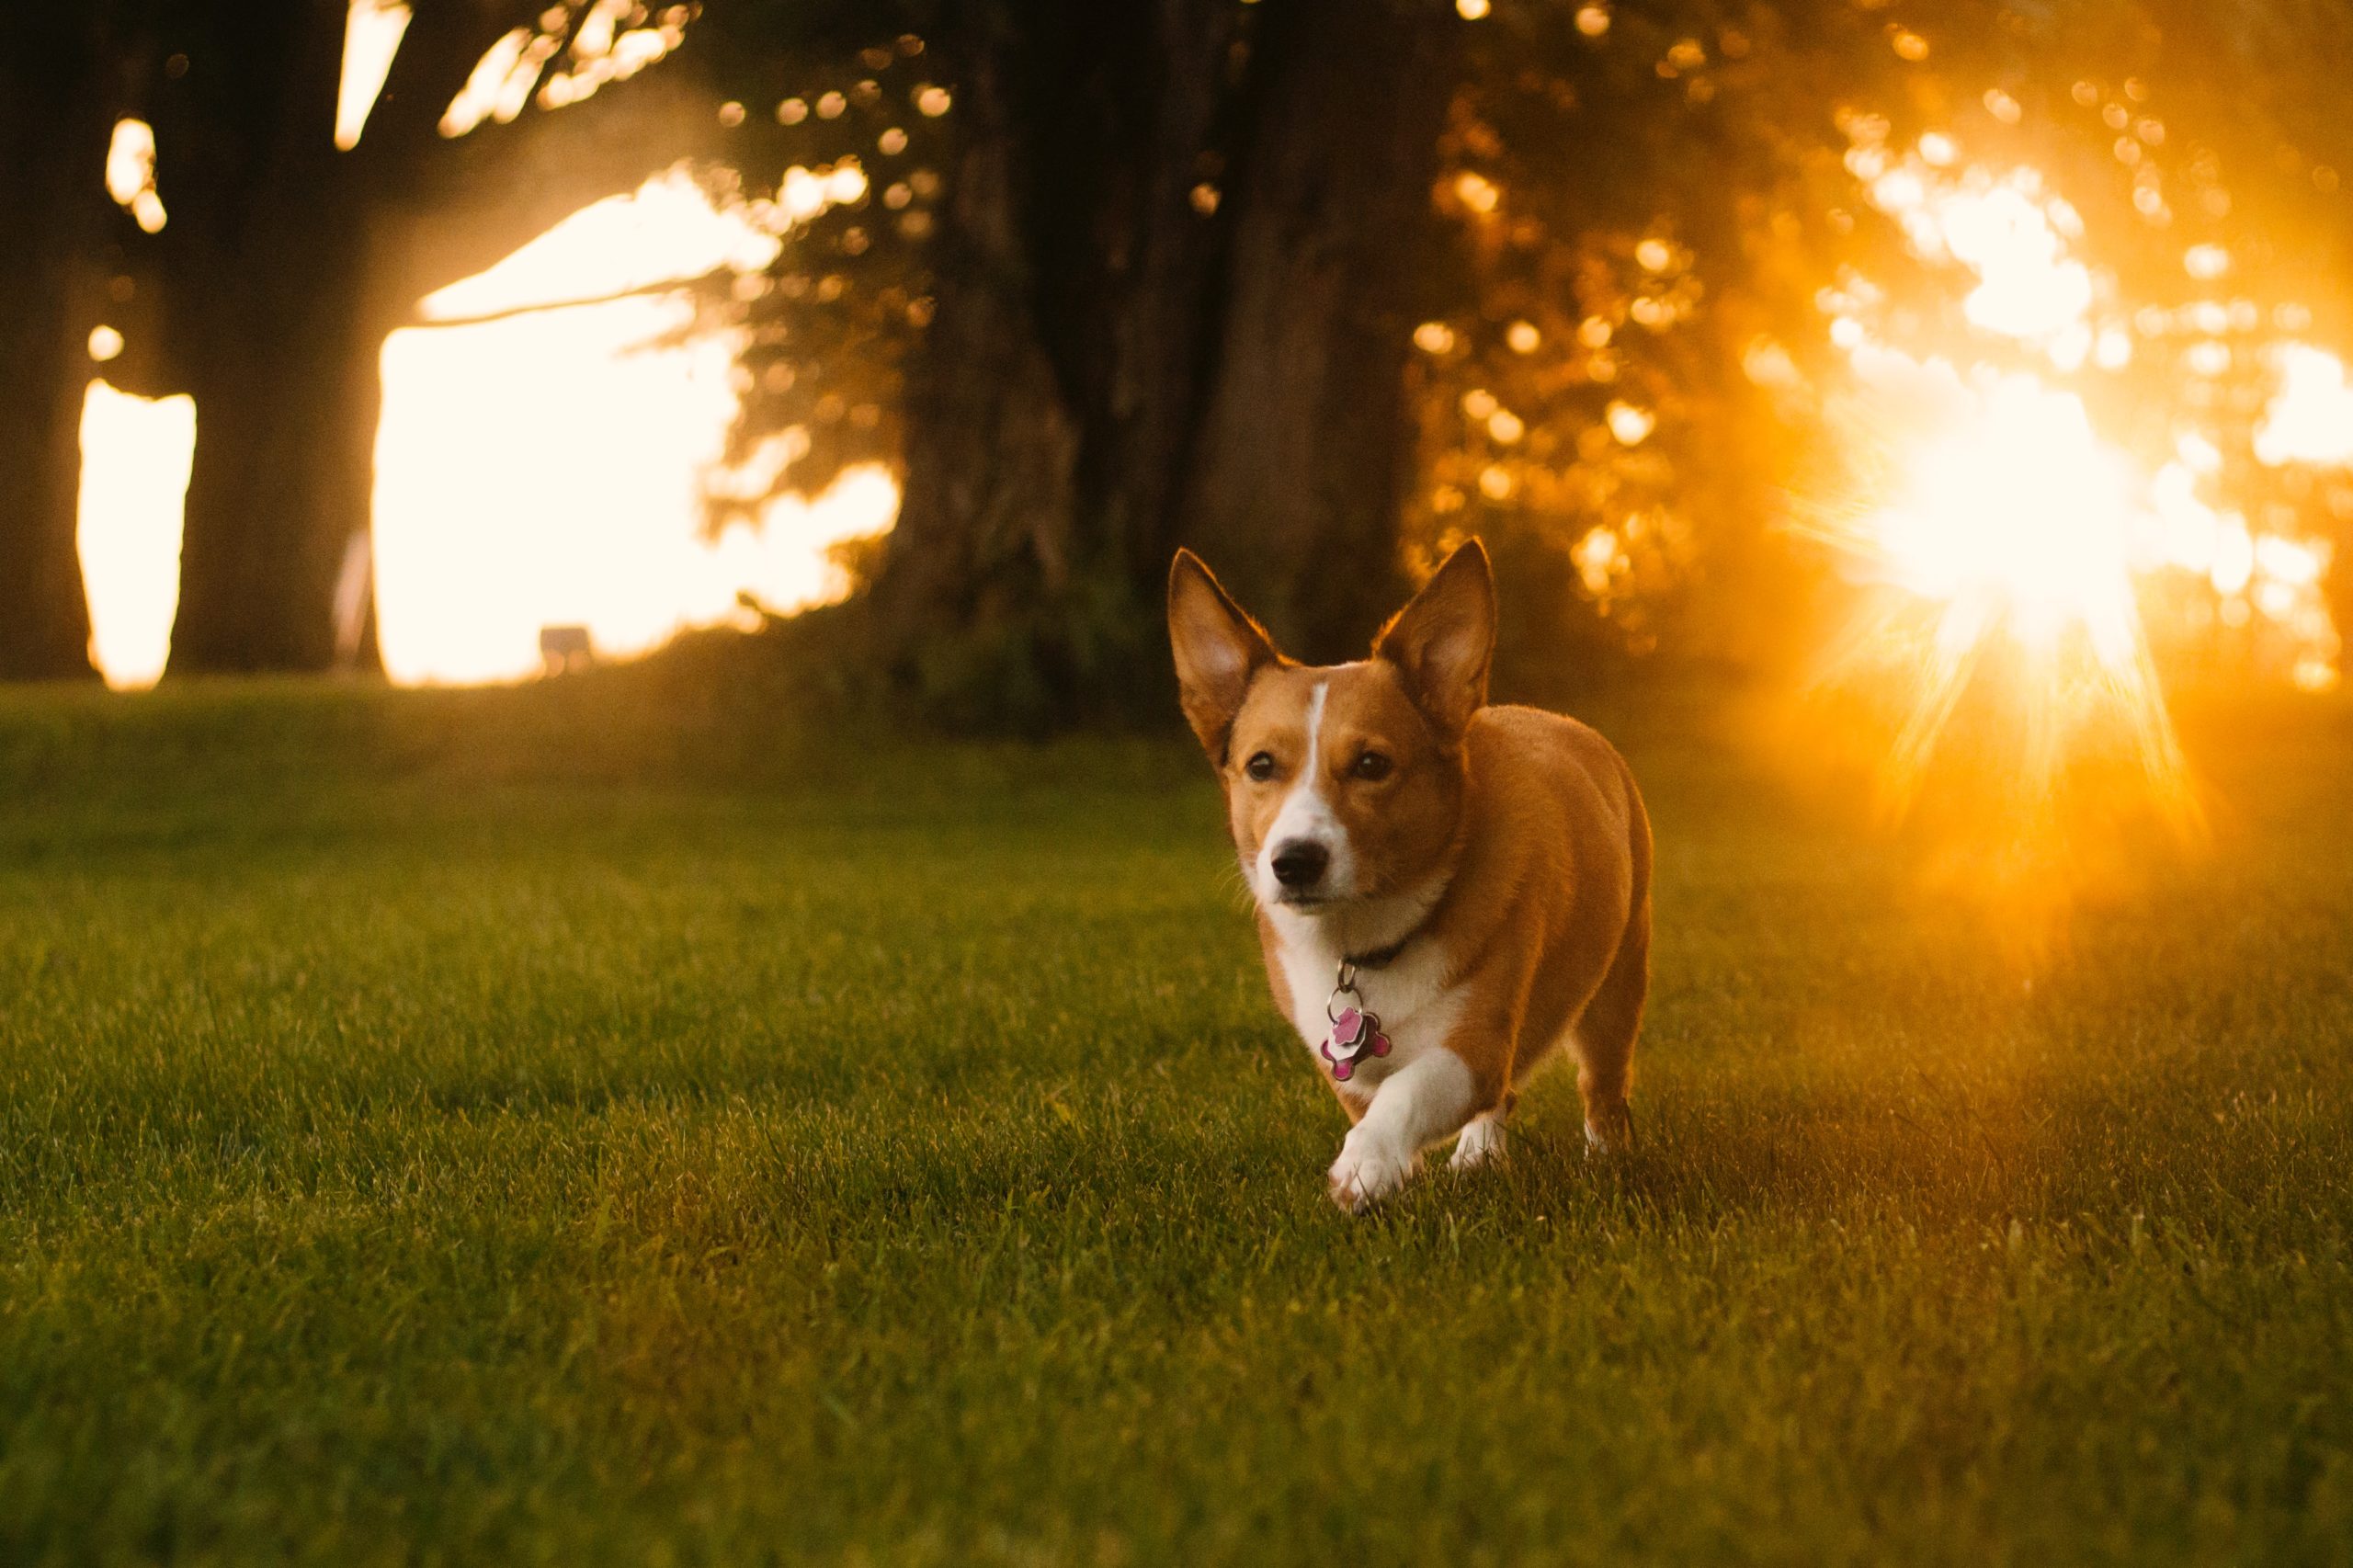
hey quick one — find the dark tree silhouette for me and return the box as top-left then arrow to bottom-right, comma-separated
149,0 -> 722,674
710,0 -> 1461,727
0,7 -> 124,679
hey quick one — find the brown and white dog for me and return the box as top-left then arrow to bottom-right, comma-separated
1168,540 -> 1653,1210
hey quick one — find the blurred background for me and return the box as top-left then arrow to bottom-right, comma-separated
6,0 -> 2350,760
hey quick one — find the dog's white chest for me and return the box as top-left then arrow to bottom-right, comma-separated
1267,918 -> 1460,1097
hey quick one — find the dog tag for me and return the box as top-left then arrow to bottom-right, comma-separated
1320,1004 -> 1391,1082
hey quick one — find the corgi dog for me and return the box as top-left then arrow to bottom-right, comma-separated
1167,540 -> 1652,1210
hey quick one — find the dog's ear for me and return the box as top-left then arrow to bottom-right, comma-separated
1373,539 -> 1495,741
1169,550 -> 1282,759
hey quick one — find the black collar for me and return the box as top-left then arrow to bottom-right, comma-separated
1338,878 -> 1454,974
1344,926 -> 1422,973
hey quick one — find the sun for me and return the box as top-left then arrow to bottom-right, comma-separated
1804,126 -> 2228,833
1822,368 -> 2196,831
1868,373 -> 2139,668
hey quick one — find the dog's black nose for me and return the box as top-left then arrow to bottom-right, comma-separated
1270,840 -> 1329,889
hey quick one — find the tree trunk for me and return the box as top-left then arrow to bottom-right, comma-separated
1179,0 -> 1453,661
0,15 -> 112,680
167,246 -> 385,673
879,30 -> 1085,726
159,0 -> 726,675
873,0 -> 1459,726
159,1 -> 369,673
879,0 -> 1234,727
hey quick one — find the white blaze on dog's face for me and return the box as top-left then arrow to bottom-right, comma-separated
1167,544 -> 1495,915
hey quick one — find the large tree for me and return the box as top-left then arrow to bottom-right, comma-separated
149,0 -> 723,674
712,0 -> 1463,728
0,1 -> 728,678
0,8 -> 127,679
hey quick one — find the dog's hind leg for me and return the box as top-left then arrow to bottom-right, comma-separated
1573,895 -> 1649,1154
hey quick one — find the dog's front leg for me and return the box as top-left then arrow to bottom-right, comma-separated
1327,1049 -> 1479,1211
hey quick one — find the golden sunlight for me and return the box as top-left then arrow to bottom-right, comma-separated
1865,370 -> 2138,665
77,381 -> 194,690
105,119 -> 166,234
335,0 -> 411,151
73,171 -> 896,688
371,170 -> 895,686
1819,357 -> 2194,822
1817,126 -> 2210,817
1802,95 -> 2350,825
2255,344 -> 2353,468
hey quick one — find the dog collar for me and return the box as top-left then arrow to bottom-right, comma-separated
1343,933 -> 1415,971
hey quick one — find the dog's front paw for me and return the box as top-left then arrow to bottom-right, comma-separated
1450,1115 -> 1507,1171
1328,1132 -> 1418,1212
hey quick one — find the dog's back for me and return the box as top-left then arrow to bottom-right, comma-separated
1452,705 -> 1652,1131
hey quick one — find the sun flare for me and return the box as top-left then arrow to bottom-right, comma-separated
1798,116 -> 2351,825
1868,374 -> 2139,666
1824,363 -> 2194,825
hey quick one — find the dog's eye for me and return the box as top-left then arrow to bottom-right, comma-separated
1244,752 -> 1277,782
1352,751 -> 1393,782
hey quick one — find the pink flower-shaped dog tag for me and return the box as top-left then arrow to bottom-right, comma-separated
1321,1007 -> 1391,1082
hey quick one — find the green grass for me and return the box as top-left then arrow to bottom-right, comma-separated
3,667 -> 2352,1565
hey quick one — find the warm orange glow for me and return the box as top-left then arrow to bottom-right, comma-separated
335,0 -> 411,150
1819,124 -> 2212,816
537,0 -> 681,111
441,28 -> 524,136
1605,401 -> 1654,446
1803,94 -> 2350,818
77,381 -> 193,690
1868,373 -> 2137,660
2255,344 -> 2353,468
1847,137 -> 2092,350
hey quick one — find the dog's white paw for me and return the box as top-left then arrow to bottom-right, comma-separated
1328,1133 -> 1417,1212
1450,1116 -> 1507,1171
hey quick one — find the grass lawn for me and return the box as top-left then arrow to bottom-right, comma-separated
3,664 -> 2352,1565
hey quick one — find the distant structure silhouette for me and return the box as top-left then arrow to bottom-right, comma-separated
538,624 -> 593,676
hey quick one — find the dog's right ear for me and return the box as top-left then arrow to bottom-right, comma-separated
1168,550 -> 1282,760
1373,538 -> 1495,742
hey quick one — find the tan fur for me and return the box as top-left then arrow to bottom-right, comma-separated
1170,541 -> 1653,1203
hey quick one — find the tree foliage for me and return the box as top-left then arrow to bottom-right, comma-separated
1378,0 -> 2353,692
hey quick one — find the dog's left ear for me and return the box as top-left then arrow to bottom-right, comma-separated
1373,539 -> 1495,740
1169,549 -> 1283,759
